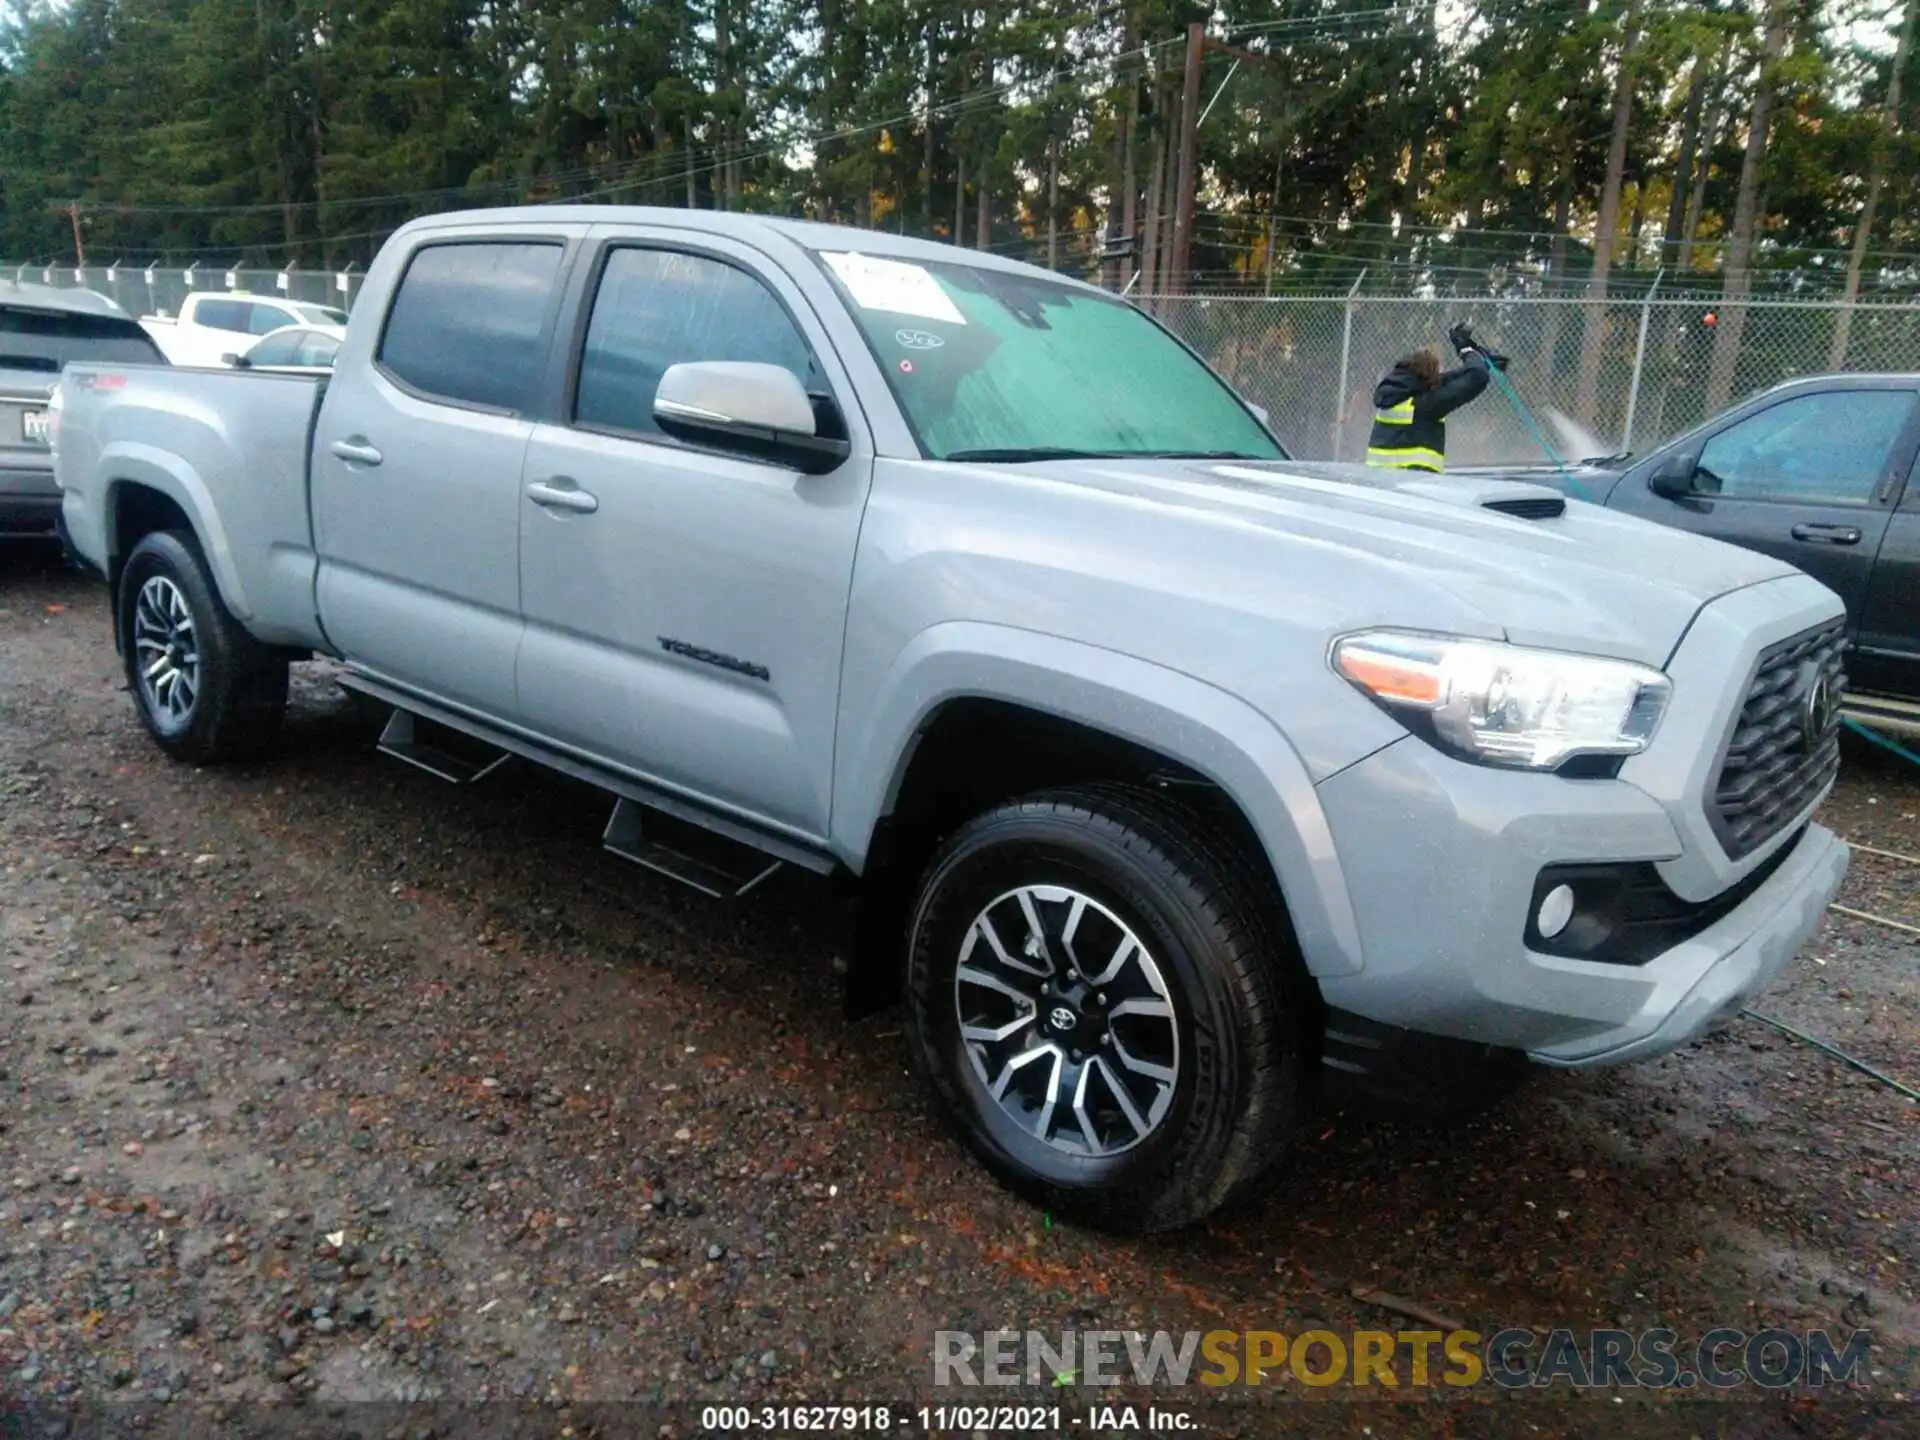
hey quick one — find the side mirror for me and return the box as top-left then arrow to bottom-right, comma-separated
654,361 -> 851,475
1647,451 -> 1697,499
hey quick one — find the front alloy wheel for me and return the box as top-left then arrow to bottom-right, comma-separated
956,884 -> 1179,1157
907,784 -> 1309,1233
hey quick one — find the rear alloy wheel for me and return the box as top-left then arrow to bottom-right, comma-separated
118,529 -> 288,763
131,574 -> 201,729
906,784 -> 1308,1233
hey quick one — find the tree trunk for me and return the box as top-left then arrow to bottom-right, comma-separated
954,152 -> 966,244
1707,0 -> 1790,411
716,0 -> 733,209
1664,56 -> 1707,249
975,158 -> 989,248
1538,175 -> 1573,374
1679,46 -> 1731,273
1141,93 -> 1164,296
1265,152 -> 1282,295
1120,62 -> 1140,289
1046,133 -> 1059,270
1830,0 -> 1917,366
1158,97 -> 1181,291
684,118 -> 698,208
922,51 -> 936,237
1575,3 -> 1640,427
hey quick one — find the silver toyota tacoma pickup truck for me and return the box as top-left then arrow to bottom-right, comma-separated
50,207 -> 1851,1232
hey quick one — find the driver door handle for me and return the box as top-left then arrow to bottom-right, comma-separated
526,478 -> 599,514
1790,523 -> 1861,546
328,437 -> 383,467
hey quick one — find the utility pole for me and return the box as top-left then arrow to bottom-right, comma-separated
1172,22 -> 1203,295
1171,27 -> 1273,293
53,202 -> 86,267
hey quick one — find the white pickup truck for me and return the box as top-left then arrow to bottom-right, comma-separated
50,207 -> 1852,1232
140,291 -> 350,368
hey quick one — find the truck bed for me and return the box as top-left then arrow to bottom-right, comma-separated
55,362 -> 329,649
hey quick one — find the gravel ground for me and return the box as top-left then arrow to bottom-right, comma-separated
2,549 -> 1917,1439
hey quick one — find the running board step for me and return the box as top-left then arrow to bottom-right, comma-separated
377,709 -> 510,785
602,797 -> 782,899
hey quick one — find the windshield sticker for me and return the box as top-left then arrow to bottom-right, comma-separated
895,328 -> 944,350
824,252 -> 966,325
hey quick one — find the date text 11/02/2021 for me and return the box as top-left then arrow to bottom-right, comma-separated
700,1406 -> 1194,1432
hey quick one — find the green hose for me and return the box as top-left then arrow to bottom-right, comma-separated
1482,358 -> 1595,503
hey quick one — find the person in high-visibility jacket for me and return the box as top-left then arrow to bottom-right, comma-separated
1365,323 -> 1509,473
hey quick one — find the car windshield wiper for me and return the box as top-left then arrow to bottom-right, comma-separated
942,447 -> 1120,463
1578,450 -> 1632,467
942,446 -> 1272,463
1134,449 -> 1271,460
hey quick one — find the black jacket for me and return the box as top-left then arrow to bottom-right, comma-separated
1365,350 -> 1491,471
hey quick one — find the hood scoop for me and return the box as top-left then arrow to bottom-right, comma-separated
1210,459 -> 1569,520
1480,494 -> 1566,520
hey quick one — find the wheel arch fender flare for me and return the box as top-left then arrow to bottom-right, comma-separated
102,447 -> 252,624
832,621 -> 1365,978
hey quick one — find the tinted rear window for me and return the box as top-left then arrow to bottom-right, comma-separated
0,307 -> 167,372
195,299 -> 253,333
377,242 -> 563,411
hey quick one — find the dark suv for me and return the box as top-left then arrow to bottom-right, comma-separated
3,282 -> 168,545
1468,373 -> 1920,736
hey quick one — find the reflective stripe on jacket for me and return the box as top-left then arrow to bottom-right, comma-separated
1364,350 -> 1491,472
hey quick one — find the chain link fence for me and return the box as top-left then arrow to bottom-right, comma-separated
5,261 -> 365,323
1147,290 -> 1920,464
13,261 -> 1920,466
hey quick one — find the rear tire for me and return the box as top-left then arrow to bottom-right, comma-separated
905,783 -> 1310,1233
118,529 -> 288,763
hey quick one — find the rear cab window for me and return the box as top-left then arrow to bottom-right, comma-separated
376,242 -> 564,411
0,305 -> 167,373
194,299 -> 253,334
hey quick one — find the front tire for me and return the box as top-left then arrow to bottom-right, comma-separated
118,529 -> 288,763
906,784 -> 1309,1233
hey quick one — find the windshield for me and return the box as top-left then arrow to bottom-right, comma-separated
295,304 -> 348,326
0,306 -> 166,371
816,251 -> 1283,462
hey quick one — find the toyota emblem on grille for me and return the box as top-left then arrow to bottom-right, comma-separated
1801,673 -> 1837,749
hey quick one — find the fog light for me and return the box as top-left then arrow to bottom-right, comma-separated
1537,884 -> 1576,940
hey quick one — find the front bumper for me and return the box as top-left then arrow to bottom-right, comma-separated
1313,736 -> 1849,1069
1529,822 -> 1845,1065
1311,575 -> 1852,1070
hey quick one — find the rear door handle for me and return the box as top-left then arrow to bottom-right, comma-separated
328,437 -> 383,467
1790,523 -> 1861,546
526,478 -> 599,514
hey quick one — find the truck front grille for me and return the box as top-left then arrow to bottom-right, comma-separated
1708,621 -> 1846,861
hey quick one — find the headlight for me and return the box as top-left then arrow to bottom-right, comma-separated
1331,629 -> 1670,771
